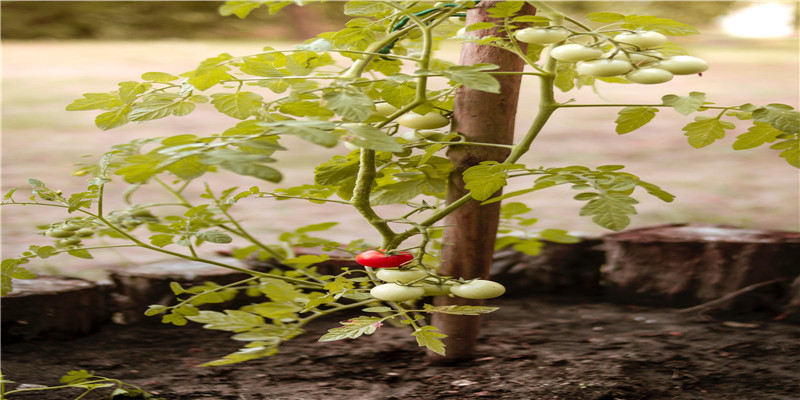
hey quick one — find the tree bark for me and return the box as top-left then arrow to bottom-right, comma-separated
428,1 -> 534,364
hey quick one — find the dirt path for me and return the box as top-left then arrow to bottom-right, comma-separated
3,297 -> 799,399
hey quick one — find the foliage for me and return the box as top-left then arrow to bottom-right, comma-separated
1,0 -> 797,365
0,369 -> 163,399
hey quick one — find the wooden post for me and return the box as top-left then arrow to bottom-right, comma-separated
428,1 -> 534,363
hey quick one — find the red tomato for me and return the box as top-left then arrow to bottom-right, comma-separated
355,249 -> 414,269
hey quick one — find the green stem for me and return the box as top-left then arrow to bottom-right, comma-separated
351,149 -> 396,243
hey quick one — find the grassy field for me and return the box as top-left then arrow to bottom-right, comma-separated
2,36 -> 798,279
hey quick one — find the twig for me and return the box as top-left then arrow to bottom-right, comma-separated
677,278 -> 787,314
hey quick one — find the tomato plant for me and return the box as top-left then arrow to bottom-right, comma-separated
1,0 -> 797,366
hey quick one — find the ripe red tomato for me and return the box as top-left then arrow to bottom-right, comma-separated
355,249 -> 414,269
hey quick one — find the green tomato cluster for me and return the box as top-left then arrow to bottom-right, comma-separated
514,28 -> 708,85
44,220 -> 95,248
368,267 -> 505,302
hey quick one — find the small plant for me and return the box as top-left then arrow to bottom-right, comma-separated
2,1 -> 797,366
1,369 -> 163,399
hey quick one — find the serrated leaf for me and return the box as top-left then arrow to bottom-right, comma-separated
662,92 -> 706,115
486,1 -> 523,18
733,121 -> 784,150
370,179 -> 426,205
621,15 -> 699,36
616,106 -> 659,134
771,138 -> 800,168
60,369 -> 94,384
211,92 -> 264,120
540,229 -> 580,244
682,117 -> 735,148
412,325 -> 447,356
95,106 -> 131,130
66,93 -> 124,111
463,162 -> 512,201
579,192 -> 638,231
186,310 -> 265,332
218,1 -> 263,18
318,316 -> 383,341
752,104 -> 800,134
362,306 -> 393,313
322,90 -> 374,122
422,304 -> 499,315
343,1 -> 389,16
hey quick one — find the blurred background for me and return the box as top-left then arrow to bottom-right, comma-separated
2,1 -> 798,280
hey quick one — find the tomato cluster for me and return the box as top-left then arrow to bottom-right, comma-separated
513,28 -> 708,85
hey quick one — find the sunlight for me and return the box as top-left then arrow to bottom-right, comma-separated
719,2 -> 796,38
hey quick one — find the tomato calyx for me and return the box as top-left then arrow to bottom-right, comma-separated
355,249 -> 414,269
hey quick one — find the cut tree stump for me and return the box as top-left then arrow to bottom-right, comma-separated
490,235 -> 605,297
108,258 -> 259,324
1,275 -> 113,342
603,223 -> 800,312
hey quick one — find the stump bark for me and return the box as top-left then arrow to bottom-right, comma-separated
1,275 -> 112,342
603,224 -> 800,312
108,258 -> 258,324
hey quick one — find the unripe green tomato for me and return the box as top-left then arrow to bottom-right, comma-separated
374,103 -> 399,117
626,68 -> 674,84
613,31 -> 668,49
607,50 -> 663,65
122,219 -> 143,228
47,229 -> 76,238
56,238 -> 82,247
392,147 -> 413,157
419,282 -> 453,296
397,112 -> 450,130
370,283 -> 426,302
576,59 -> 633,77
448,16 -> 466,25
60,223 -> 82,231
376,268 -> 428,283
549,44 -> 603,62
655,55 -> 709,75
130,209 -> 154,218
450,279 -> 506,299
514,27 -> 570,45
74,228 -> 95,237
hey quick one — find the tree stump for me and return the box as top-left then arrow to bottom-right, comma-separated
108,258 -> 259,324
603,224 -> 800,312
490,235 -> 605,297
1,275 -> 112,342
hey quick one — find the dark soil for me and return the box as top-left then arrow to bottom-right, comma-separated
3,297 -> 799,400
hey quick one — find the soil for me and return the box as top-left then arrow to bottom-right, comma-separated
3,296 -> 799,400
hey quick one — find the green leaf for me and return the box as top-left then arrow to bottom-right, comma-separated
279,100 -> 335,118
662,92 -> 706,115
318,316 -> 383,341
128,99 -> 182,122
218,1 -> 263,18
441,64 -> 501,94
752,104 -> 800,134
60,369 -> 94,384
269,121 -> 339,148
95,106 -> 131,130
323,90 -> 375,122
1,259 -> 36,296
343,1 -> 389,16
487,1 -> 523,18
422,304 -> 499,315
66,93 -> 124,111
370,179 -> 426,205
615,106 -> 659,134
412,325 -> 447,356
186,310 -> 265,332
211,91 -> 264,120
67,249 -> 93,259
554,63 -> 578,93
196,230 -> 233,244
343,124 -> 402,152
540,229 -> 580,244
682,116 -> 735,148
578,192 -> 638,231
733,121 -> 784,150
180,53 -> 233,91
621,15 -> 700,36
771,138 -> 800,168
463,162 -> 516,201
141,71 -> 179,83
586,12 -> 624,23
220,161 -> 282,183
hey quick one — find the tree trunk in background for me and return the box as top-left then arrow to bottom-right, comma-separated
427,1 -> 535,364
